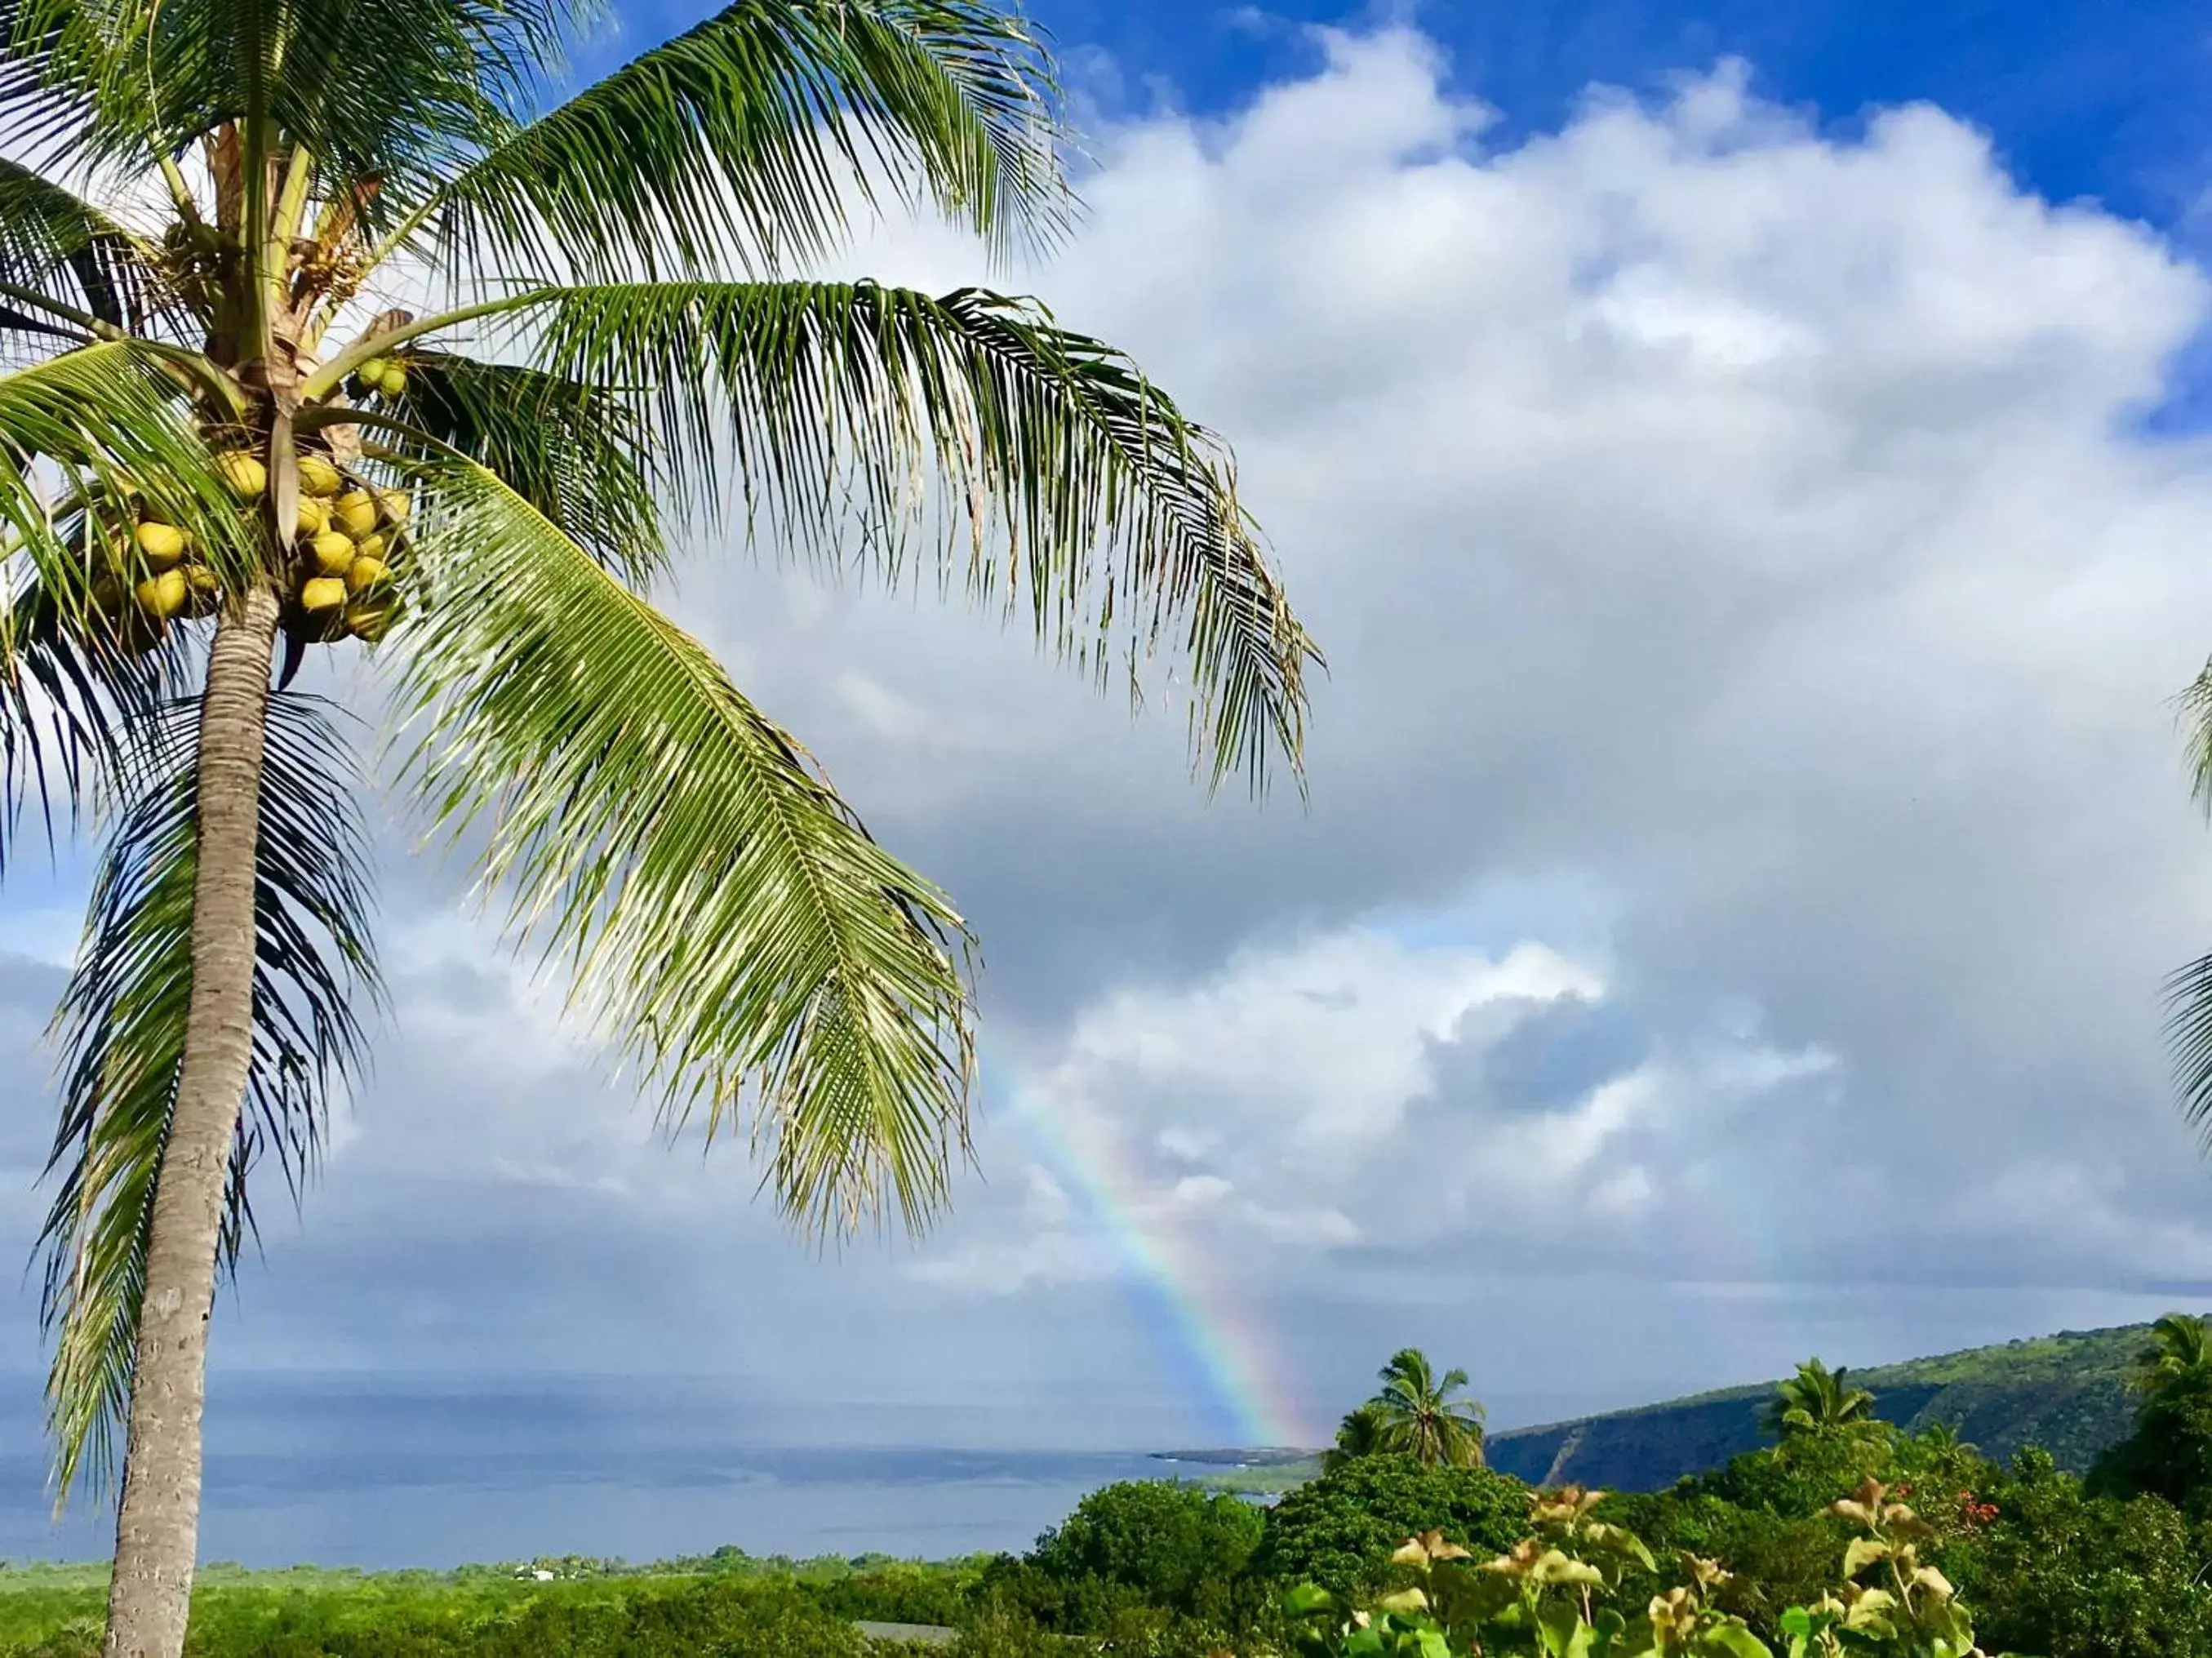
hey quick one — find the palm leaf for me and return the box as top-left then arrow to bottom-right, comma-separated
380,350 -> 661,577
415,0 -> 1065,287
7,0 -> 566,219
0,158 -> 168,336
37,689 -> 380,1505
0,341 -> 257,867
449,278 -> 1314,792
389,456 -> 972,1234
2169,660 -> 2212,1145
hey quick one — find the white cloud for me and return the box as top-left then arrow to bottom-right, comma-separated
14,22 -> 2212,1429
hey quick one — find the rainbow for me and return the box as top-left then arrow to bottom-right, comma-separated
1006,1072 -> 1309,1449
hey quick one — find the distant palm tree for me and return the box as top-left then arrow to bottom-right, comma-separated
2130,1313 -> 2212,1396
1762,1358 -> 1878,1442
1366,1348 -> 1487,1469
1323,1401 -> 1388,1474
1916,1418 -> 1976,1459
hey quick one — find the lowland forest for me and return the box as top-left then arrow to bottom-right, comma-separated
7,1318 -> 2212,1658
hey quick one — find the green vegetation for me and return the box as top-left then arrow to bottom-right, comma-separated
7,1327 -> 2212,1655
1760,1362 -> 1878,1444
1486,1323 -> 2169,1491
1328,1352 -> 1489,1473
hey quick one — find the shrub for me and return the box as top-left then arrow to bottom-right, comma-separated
1026,1479 -> 1262,1620
1953,1447 -> 2212,1658
1250,1453 -> 1529,1594
2088,1369 -> 2212,1519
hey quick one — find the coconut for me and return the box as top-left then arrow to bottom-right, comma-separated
295,496 -> 331,537
379,361 -> 407,398
282,600 -> 347,646
298,455 -> 343,498
344,598 -> 395,642
216,451 -> 267,498
133,521 -> 187,567
300,575 -> 348,613
310,530 -> 357,576
135,568 -> 189,619
346,555 -> 390,594
334,491 -> 379,536
353,531 -> 389,561
375,488 -> 411,524
181,564 -> 222,617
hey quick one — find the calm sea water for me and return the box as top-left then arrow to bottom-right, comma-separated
0,1374 -> 1253,1569
0,1444 -> 1189,1569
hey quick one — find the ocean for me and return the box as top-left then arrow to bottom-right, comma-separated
0,1375 -> 1228,1569
1,1444 -> 1203,1569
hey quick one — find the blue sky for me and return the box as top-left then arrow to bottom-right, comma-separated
608,0 -> 2212,231
11,0 -> 2212,1564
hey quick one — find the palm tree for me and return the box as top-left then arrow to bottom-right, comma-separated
1915,1418 -> 1976,1459
1322,1400 -> 1388,1474
1364,1348 -> 1487,1469
1761,1358 -> 1878,1441
0,6 -> 1316,1656
2130,1313 -> 2212,1396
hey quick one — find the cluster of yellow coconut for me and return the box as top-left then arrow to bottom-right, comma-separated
286,452 -> 405,644
347,356 -> 407,402
109,513 -> 223,626
94,447 -> 404,648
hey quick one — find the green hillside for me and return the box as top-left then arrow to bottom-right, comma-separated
1481,1322 -> 2154,1491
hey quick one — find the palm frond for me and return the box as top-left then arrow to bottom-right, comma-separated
2167,663 -> 2212,1148
416,0 -> 1065,287
0,159 -> 167,335
9,0 -> 573,222
500,278 -> 1313,793
380,350 -> 661,578
0,573 -> 175,876
1,341 -> 256,866
37,689 -> 380,1505
390,456 -> 973,1235
0,340 -> 258,589
2166,949 -> 2212,1149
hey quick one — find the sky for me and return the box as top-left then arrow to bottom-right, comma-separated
13,0 -> 2212,1494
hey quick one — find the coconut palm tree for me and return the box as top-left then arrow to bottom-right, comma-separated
2130,1312 -> 2212,1396
1322,1399 -> 1387,1474
0,5 -> 1316,1656
1364,1348 -> 1487,1469
1761,1358 -> 1879,1442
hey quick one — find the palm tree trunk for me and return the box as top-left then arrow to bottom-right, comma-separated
102,585 -> 282,1658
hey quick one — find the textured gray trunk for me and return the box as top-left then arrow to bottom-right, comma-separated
100,585 -> 282,1658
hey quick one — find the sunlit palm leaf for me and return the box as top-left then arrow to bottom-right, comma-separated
0,339 -> 257,589
392,456 -> 972,1234
8,0 -> 565,218
1,341 -> 255,865
419,0 -> 1064,287
37,690 -> 380,1505
482,278 -> 1313,792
